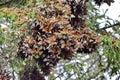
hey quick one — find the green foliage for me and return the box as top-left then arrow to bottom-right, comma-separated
102,36 -> 120,76
0,29 -> 5,44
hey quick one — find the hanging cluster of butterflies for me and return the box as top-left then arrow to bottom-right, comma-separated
17,0 -> 113,76
19,66 -> 45,80
94,0 -> 114,6
0,66 -> 11,80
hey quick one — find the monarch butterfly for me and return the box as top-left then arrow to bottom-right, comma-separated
20,28 -> 25,32
25,36 -> 35,43
60,28 -> 70,34
32,49 -> 43,55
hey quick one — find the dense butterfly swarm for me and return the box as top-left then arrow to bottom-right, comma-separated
17,0 -> 114,79
0,66 -> 11,80
19,66 -> 45,80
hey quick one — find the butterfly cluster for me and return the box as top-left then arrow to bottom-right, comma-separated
0,66 -> 11,80
68,0 -> 87,16
20,66 -> 45,80
94,0 -> 114,6
17,0 -> 100,77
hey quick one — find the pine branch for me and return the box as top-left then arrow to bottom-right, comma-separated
99,22 -> 120,30
0,0 -> 12,6
88,67 -> 106,79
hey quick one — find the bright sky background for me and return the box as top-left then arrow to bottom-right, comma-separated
99,0 -> 120,39
100,0 -> 120,20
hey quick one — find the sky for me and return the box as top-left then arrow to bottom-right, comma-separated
100,0 -> 120,20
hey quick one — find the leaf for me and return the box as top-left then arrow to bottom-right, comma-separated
65,65 -> 72,71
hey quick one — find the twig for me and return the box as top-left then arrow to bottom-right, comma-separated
14,0 -> 25,8
98,22 -> 120,31
88,67 -> 106,80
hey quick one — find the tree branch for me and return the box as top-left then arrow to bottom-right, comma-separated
88,67 -> 106,79
99,22 -> 120,31
0,0 -> 12,6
